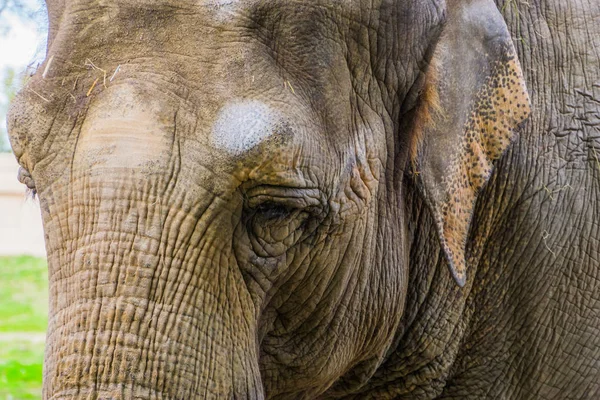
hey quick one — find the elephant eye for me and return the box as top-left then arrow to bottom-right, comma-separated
252,201 -> 295,222
247,199 -> 308,237
242,187 -> 326,256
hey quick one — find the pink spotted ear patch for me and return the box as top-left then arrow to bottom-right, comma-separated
438,52 -> 531,285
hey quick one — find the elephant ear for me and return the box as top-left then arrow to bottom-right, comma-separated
411,0 -> 531,287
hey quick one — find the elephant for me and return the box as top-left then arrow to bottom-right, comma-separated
6,0 -> 599,398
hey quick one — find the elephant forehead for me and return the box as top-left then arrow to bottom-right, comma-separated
210,100 -> 290,156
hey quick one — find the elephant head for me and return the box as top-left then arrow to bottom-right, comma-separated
8,0 -> 529,398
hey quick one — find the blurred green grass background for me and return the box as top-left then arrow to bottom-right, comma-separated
0,256 -> 47,399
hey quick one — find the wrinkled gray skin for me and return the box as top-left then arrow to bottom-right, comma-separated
6,0 -> 599,398
431,0 -> 600,397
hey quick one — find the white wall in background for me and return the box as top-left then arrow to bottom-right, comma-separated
0,153 -> 46,256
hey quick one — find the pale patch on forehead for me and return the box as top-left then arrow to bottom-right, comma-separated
211,100 -> 282,156
207,0 -> 240,5
204,0 -> 245,21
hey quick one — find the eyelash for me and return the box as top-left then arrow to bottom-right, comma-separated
252,201 -> 294,220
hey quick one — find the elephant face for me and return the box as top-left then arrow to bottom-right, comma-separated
8,0 -> 529,398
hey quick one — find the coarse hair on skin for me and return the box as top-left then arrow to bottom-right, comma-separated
409,46 -> 443,170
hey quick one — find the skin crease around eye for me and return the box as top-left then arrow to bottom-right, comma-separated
245,196 -> 322,259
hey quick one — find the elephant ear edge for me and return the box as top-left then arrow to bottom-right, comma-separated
411,0 -> 531,287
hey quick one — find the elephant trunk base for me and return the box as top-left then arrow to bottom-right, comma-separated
42,232 -> 264,400
44,296 -> 265,399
